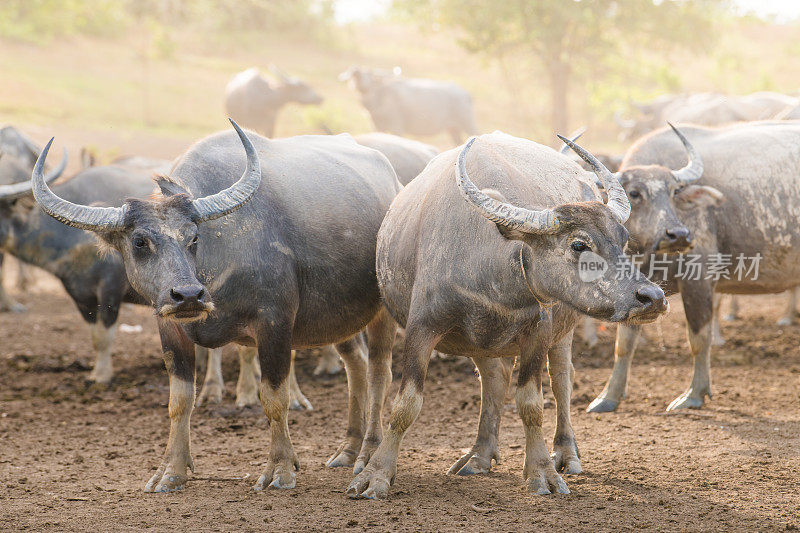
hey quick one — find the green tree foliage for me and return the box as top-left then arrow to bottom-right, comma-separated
395,0 -> 730,136
0,0 -> 334,44
0,0 -> 127,42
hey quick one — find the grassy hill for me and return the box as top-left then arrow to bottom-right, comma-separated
1,16 -> 798,166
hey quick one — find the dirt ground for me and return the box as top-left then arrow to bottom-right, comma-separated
0,269 -> 798,532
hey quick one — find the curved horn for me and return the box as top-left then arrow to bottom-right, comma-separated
558,134 -> 630,224
191,119 -> 261,222
456,137 -> 559,234
667,123 -> 704,183
32,139 -> 126,230
0,144 -> 68,202
559,126 -> 586,155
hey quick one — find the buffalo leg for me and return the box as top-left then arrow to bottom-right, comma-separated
327,336 -> 368,468
723,295 -> 740,322
88,321 -> 118,384
235,346 -> 261,407
313,344 -> 343,375
196,347 -> 224,406
253,321 -> 299,491
548,329 -> 581,474
353,308 -> 396,474
287,350 -> 312,411
581,316 -> 599,348
15,259 -> 33,291
447,356 -> 512,476
587,324 -> 642,412
667,280 -> 715,411
89,288 -> 122,384
517,328 -> 569,495
777,288 -> 799,326
711,293 -> 725,346
0,254 -> 25,313
145,319 -> 195,492
347,319 -> 436,499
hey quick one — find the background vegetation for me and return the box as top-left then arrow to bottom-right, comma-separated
0,0 -> 798,160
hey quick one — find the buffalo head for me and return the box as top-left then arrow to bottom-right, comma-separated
31,120 -> 261,323
617,124 -> 724,256
456,136 -> 668,325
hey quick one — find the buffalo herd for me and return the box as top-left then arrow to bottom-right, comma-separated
2,64 -> 799,499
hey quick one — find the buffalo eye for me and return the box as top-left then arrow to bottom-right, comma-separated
629,189 -> 641,199
570,240 -> 590,253
133,235 -> 148,250
188,235 -> 198,253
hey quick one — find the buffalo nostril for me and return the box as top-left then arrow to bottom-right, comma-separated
636,285 -> 665,306
665,227 -> 690,241
170,285 -> 204,304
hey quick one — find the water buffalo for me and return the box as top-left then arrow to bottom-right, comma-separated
0,150 -> 162,384
0,126 -> 47,310
777,103 -> 800,120
193,133 -> 439,408
346,132 -> 668,499
354,133 -> 438,185
340,66 -> 477,144
588,121 -> 800,413
225,66 -> 323,138
616,92 -> 798,141
32,121 -> 404,493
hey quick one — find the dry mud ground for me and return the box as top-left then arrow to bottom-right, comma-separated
0,272 -> 798,532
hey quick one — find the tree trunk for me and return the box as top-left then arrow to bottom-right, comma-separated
547,59 -> 570,145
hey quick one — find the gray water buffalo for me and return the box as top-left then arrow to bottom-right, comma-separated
588,121 -> 800,413
0,126 -> 48,310
195,133 -> 439,408
225,66 -> 323,138
32,121 -> 403,493
354,133 -> 438,185
776,103 -> 800,120
346,132 -> 668,499
340,66 -> 477,144
616,92 -> 798,141
0,151 -> 160,384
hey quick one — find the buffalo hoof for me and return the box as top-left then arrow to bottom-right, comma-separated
551,442 -> 582,475
586,396 -> 620,413
346,465 -> 394,500
326,442 -> 358,468
234,392 -> 259,408
447,447 -> 496,476
777,316 -> 796,327
87,371 -> 113,387
353,438 -> 380,475
312,352 -> 342,376
722,314 -> 738,322
196,381 -> 223,407
144,463 -> 191,493
288,397 -> 312,411
253,457 -> 299,491
288,387 -> 313,411
526,468 -> 570,495
666,389 -> 709,411
0,302 -> 26,313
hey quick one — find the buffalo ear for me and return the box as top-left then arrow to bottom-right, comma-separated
481,188 -> 528,241
674,185 -> 724,209
155,175 -> 192,198
13,195 -> 36,212
80,147 -> 96,169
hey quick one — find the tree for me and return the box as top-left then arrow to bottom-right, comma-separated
395,0 -> 729,139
